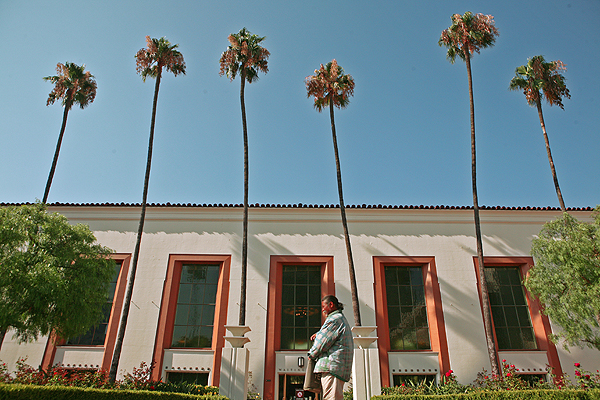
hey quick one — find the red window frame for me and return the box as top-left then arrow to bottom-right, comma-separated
373,256 -> 450,388
41,253 -> 132,371
151,254 -> 231,385
263,256 -> 335,400
473,256 -> 562,376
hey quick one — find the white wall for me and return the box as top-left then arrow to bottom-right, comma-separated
1,205 -> 597,393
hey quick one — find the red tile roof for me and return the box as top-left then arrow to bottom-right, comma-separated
0,202 -> 594,211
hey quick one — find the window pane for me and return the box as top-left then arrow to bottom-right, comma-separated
295,328 -> 309,349
399,287 -> 412,306
281,306 -> 294,326
296,270 -> 308,285
67,261 -> 122,346
508,327 -> 523,349
416,327 -> 430,349
309,285 -> 321,304
174,304 -> 189,326
388,306 -> 401,329
412,286 -> 425,306
171,326 -> 187,347
281,327 -> 294,350
504,306 -> 518,326
171,264 -> 219,348
282,285 -> 294,305
201,305 -> 215,325
167,372 -> 209,386
190,284 -> 205,304
491,306 -> 506,327
393,375 -> 435,386
415,306 -> 428,327
409,268 -> 423,286
387,287 -> 400,306
308,306 -> 321,327
403,328 -> 417,350
495,327 -> 510,349
486,267 -> 537,350
308,269 -> 321,285
385,266 -> 430,350
513,286 -> 526,305
177,284 -> 192,304
521,328 -> 536,349
280,265 -> 322,350
500,286 -> 515,305
295,306 -> 308,326
385,268 -> 398,285
187,304 -> 202,326
296,286 -> 308,305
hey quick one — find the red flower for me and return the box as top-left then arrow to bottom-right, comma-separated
574,363 -> 581,368
575,371 -> 581,377
506,372 -> 512,377
502,359 -> 506,363
445,370 -> 453,377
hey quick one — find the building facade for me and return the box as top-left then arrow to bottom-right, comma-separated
1,203 -> 598,399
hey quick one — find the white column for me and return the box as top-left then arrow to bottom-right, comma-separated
219,326 -> 251,400
351,326 -> 381,400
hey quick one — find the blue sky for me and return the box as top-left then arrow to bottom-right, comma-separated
1,0 -> 599,208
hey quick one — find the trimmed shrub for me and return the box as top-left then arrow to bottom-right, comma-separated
0,383 -> 228,399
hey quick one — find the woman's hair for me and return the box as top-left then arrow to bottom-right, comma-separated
322,294 -> 344,311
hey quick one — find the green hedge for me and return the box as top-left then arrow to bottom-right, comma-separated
372,389 -> 600,400
0,384 -> 228,400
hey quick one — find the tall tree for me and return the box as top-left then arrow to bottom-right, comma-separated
43,62 -> 97,203
439,11 -> 499,375
109,36 -> 185,382
306,60 -> 361,326
527,207 -> 600,351
509,56 -> 571,213
0,203 -> 114,350
219,28 -> 269,326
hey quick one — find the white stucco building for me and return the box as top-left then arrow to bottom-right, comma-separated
1,203 -> 598,399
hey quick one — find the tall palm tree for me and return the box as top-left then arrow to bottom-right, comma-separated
219,28 -> 269,327
439,11 -> 499,375
43,62 -> 97,203
108,36 -> 185,382
509,56 -> 570,213
306,60 -> 361,326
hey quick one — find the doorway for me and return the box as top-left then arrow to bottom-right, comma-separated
278,374 -> 319,400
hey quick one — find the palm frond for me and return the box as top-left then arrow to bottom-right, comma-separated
135,36 -> 186,82
305,60 -> 355,112
439,12 -> 499,63
219,28 -> 270,83
509,55 -> 570,109
44,62 -> 97,110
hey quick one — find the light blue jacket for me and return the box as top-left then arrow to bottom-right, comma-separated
308,310 -> 353,382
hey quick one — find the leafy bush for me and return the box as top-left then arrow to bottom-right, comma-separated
0,363 -> 10,384
374,389 -> 600,399
2,359 -> 224,396
378,361 -> 600,398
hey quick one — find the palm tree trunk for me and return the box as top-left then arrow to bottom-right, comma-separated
536,100 -> 567,213
329,100 -> 361,327
109,69 -> 162,383
238,71 -> 249,327
43,100 -> 71,203
465,52 -> 499,376
0,329 -> 5,351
